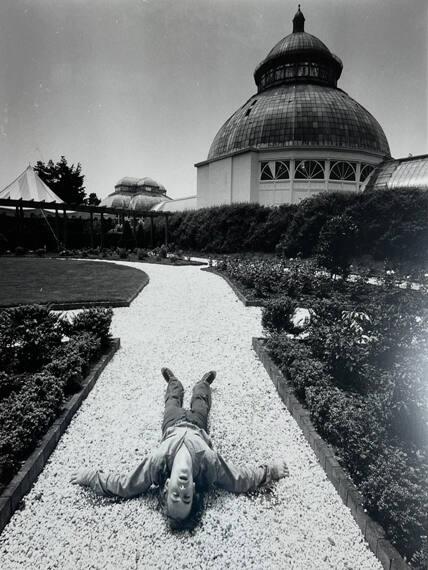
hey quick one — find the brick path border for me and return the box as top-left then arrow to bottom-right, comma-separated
0,338 -> 120,535
252,337 -> 410,570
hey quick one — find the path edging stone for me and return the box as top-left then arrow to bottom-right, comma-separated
252,336 -> 410,570
0,338 -> 120,535
201,267 -> 263,307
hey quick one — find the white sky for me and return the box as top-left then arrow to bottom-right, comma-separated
0,0 -> 426,200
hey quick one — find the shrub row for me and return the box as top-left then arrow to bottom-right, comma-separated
0,305 -> 113,487
257,264 -> 428,567
142,189 -> 428,271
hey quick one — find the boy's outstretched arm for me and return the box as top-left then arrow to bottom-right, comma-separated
70,456 -> 159,498
211,453 -> 289,493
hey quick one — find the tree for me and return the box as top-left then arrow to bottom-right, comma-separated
86,192 -> 101,206
317,214 -> 358,278
34,156 -> 86,204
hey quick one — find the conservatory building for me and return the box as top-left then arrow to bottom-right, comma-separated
195,7 -> 391,208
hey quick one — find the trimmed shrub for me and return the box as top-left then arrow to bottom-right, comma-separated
63,307 -> 113,347
276,191 -> 356,258
316,214 -> 358,277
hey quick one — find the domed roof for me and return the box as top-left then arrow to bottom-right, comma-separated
207,7 -> 390,161
136,177 -> 159,188
208,84 -> 391,160
115,177 -> 139,187
267,31 -> 331,60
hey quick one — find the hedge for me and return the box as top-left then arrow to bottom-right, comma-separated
0,305 -> 113,488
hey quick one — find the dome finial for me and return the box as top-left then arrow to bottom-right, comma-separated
293,4 -> 305,33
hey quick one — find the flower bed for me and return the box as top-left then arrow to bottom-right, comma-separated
217,257 -> 428,568
0,305 -> 113,492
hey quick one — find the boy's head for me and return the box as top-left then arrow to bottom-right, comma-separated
165,460 -> 195,522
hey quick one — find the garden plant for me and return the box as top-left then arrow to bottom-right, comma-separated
217,256 -> 428,568
0,305 -> 113,492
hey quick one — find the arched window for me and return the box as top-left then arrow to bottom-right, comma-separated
275,161 -> 290,180
295,160 -> 325,180
360,164 -> 375,182
329,161 -> 356,181
260,161 -> 275,180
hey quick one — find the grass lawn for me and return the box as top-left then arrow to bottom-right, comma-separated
0,258 -> 148,307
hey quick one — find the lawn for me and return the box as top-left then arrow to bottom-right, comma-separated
0,258 -> 148,307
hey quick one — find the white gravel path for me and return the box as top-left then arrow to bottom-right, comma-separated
0,261 -> 382,570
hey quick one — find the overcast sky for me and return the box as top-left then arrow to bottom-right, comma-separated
0,0 -> 426,200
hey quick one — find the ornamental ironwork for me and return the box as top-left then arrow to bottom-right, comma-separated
330,161 -> 356,181
295,160 -> 325,180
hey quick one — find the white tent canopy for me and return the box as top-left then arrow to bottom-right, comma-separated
0,165 -> 63,204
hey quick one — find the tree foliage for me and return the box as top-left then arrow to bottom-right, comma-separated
86,192 -> 101,206
34,156 -> 86,205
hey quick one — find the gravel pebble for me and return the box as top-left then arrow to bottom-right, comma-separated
0,261 -> 382,570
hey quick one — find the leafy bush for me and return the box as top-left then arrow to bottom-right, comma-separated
0,305 -> 113,488
262,296 -> 297,332
137,247 -> 148,260
63,307 -> 112,347
316,214 -> 358,277
256,259 -> 428,566
276,192 -> 356,258
0,305 -> 63,372
0,371 -> 22,401
0,371 -> 64,482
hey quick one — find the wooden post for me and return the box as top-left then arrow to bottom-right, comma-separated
63,207 -> 68,249
100,212 -> 104,249
164,214 -> 169,246
55,208 -> 60,251
89,211 -> 94,248
150,216 -> 154,248
15,205 -> 21,246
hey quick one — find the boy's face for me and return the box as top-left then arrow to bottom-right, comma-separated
165,470 -> 195,520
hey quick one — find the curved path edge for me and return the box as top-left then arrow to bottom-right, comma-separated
253,337 -> 410,570
0,338 -> 121,535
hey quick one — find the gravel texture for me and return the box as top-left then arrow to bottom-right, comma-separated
0,261 -> 382,570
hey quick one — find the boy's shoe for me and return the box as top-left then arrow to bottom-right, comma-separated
201,370 -> 216,385
161,367 -> 176,383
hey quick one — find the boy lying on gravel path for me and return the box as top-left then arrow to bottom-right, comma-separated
71,368 -> 289,528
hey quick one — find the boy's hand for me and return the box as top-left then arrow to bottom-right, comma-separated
270,460 -> 289,480
70,469 -> 89,486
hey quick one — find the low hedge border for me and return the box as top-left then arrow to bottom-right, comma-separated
0,337 -> 120,535
201,267 -> 264,307
252,337 -> 410,570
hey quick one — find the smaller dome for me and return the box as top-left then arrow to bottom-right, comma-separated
254,7 -> 343,91
115,177 -> 139,188
137,177 -> 159,188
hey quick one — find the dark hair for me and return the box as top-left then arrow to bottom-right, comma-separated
158,482 -> 205,531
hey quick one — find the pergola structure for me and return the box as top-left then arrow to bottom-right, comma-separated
0,198 -> 170,250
